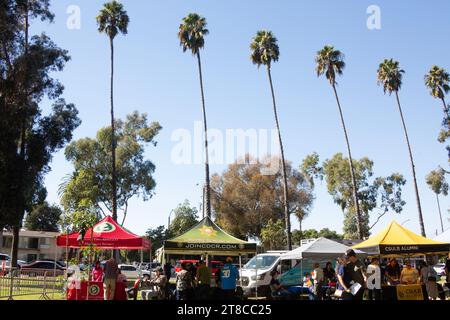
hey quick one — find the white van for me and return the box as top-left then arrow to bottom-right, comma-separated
239,251 -> 287,298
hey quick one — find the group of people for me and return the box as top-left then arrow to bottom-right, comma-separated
174,257 -> 240,300
311,249 -> 449,301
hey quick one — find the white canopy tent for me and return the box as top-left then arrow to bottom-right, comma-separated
434,229 -> 450,243
280,237 -> 366,261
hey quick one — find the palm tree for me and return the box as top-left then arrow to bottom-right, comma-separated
377,59 -> 426,236
250,30 -> 292,250
96,1 -> 129,222
425,65 -> 450,124
178,13 -> 212,218
426,168 -> 448,233
315,45 -> 364,239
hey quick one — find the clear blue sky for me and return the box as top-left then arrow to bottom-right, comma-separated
33,0 -> 450,238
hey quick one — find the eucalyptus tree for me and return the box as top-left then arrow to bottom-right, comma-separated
426,168 -> 448,233
377,59 -> 426,236
315,45 -> 363,239
178,13 -> 212,218
96,1 -> 129,222
250,31 -> 292,250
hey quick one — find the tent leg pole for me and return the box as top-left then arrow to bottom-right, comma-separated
239,254 -> 242,287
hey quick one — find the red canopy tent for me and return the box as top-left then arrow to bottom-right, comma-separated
56,216 -> 150,250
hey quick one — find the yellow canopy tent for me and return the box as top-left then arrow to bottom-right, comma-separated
352,221 -> 450,256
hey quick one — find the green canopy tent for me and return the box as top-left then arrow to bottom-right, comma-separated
163,216 -> 257,257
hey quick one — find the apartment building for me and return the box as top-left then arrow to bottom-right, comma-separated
0,230 -> 64,262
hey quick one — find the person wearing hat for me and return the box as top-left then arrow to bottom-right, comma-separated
149,267 -> 168,300
220,257 -> 239,300
338,249 -> 366,300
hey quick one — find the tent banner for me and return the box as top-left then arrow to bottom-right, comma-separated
396,285 -> 424,301
164,241 -> 256,252
379,244 -> 450,255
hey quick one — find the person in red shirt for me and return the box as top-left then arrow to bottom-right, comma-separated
114,270 -> 128,300
92,261 -> 104,282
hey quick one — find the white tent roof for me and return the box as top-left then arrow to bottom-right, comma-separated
434,229 -> 450,242
280,237 -> 366,261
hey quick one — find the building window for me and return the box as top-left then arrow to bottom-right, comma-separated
2,236 -> 12,248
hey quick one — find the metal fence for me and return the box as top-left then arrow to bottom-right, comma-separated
0,268 -> 65,300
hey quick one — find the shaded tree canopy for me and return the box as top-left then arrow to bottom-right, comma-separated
292,228 -> 344,243
169,200 -> 199,238
25,201 -> 62,232
301,153 -> 406,239
261,219 -> 286,251
211,155 -> 314,240
0,0 -> 80,238
60,112 -> 161,225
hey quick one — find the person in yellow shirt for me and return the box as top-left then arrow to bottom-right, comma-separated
400,260 -> 419,285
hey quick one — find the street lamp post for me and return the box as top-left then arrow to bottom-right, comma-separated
167,209 -> 174,230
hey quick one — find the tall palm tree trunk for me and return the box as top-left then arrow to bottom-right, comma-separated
196,52 -> 211,218
267,66 -> 292,250
440,97 -> 450,125
110,37 -> 117,222
395,92 -> 426,237
332,84 -> 363,239
435,193 -> 444,233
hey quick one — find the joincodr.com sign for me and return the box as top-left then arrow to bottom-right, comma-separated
185,244 -> 238,250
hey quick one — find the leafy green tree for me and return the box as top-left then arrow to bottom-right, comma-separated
426,168 -> 448,233
301,153 -> 406,239
178,13 -> 212,218
212,155 -> 314,241
316,46 -> 363,239
261,219 -> 286,250
377,59 -> 426,237
60,112 -> 161,226
250,30 -> 292,250
25,201 -> 62,232
96,1 -> 130,222
146,225 -> 172,258
292,228 -> 343,244
169,200 -> 199,237
0,1 -> 80,266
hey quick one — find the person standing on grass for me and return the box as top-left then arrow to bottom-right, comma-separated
341,249 -> 366,300
220,257 -> 239,300
419,261 -> 438,300
176,262 -> 194,300
312,262 -> 325,300
150,267 -> 168,300
103,257 -> 119,300
196,260 -> 211,300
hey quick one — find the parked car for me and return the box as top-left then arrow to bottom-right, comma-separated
20,260 -> 66,277
1,254 -> 27,273
0,253 -> 9,262
118,264 -> 152,280
433,263 -> 446,276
